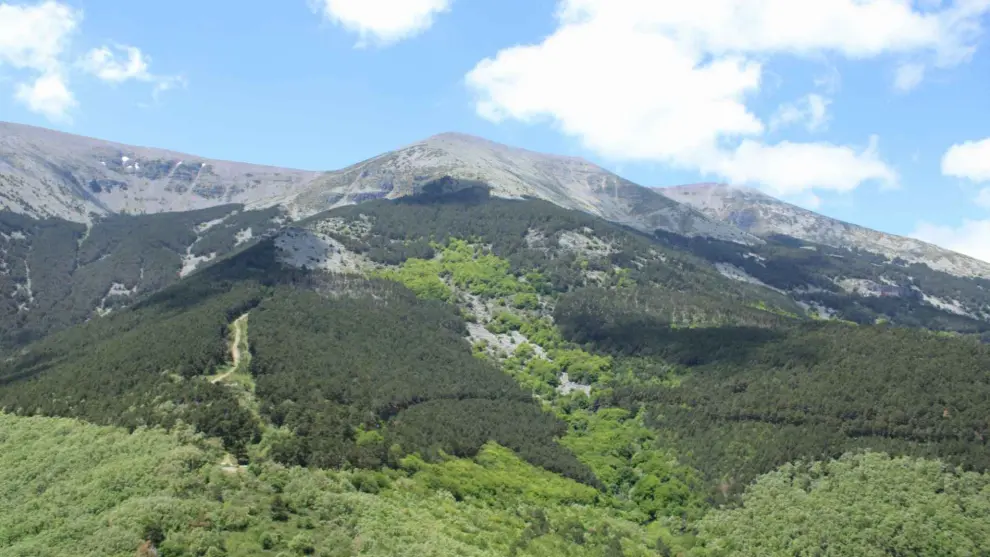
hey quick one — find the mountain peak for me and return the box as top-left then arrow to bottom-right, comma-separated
417,131 -> 591,165
289,134 -> 757,244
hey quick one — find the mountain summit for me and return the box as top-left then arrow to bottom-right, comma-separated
660,183 -> 990,279
0,122 -> 753,243
287,132 -> 756,243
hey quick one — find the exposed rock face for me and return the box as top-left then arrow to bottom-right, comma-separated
660,183 -> 990,279
0,122 -> 754,243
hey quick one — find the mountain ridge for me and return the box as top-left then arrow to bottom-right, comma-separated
659,182 -> 990,279
0,121 -> 754,244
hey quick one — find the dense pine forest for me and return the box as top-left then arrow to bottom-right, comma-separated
2,188 -> 990,555
0,205 -> 283,351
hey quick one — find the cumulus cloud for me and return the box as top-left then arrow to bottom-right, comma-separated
80,45 -> 152,83
313,0 -> 452,46
0,2 -> 180,119
916,139 -> 990,262
0,0 -> 80,119
556,0 -> 989,63
912,219 -> 990,263
79,44 -> 184,101
713,137 -> 898,196
14,72 -> 76,121
769,94 -> 831,132
467,0 -> 989,196
942,138 -> 990,182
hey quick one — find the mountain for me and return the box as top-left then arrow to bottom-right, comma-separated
287,132 -> 756,243
4,189 -> 990,556
660,182 -> 990,279
0,122 -> 754,243
0,121 -> 321,222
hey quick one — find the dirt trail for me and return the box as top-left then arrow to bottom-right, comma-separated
211,314 -> 248,384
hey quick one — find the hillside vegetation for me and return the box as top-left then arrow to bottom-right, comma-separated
0,206 -> 283,351
3,190 -> 990,555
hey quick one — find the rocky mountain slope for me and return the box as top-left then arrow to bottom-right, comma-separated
0,122 -> 753,243
660,183 -> 990,279
287,133 -> 756,243
0,121 -> 321,222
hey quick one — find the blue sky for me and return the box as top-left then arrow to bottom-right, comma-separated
1,0 -> 989,260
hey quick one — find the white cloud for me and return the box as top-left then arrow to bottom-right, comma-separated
80,45 -> 151,83
14,71 -> 76,121
942,138 -> 990,182
0,0 -> 80,119
467,0 -> 983,195
79,44 -> 183,101
770,93 -> 831,132
712,137 -> 898,196
0,1 -> 78,71
557,0 -> 989,64
894,62 -> 926,91
469,23 -> 764,162
912,219 -> 990,263
0,2 -> 179,119
313,0 -> 452,46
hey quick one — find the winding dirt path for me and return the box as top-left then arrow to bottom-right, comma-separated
211,314 -> 248,384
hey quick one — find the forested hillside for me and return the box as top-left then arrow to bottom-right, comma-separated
657,231 -> 990,333
3,186 -> 990,555
0,205 -> 284,350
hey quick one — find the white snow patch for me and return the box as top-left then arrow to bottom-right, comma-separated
9,231 -> 26,240
121,156 -> 130,163
234,228 -> 254,246
100,161 -> 107,166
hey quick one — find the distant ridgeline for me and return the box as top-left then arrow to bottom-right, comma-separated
656,231 -> 990,334
0,205 -> 283,350
2,184 -> 990,555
